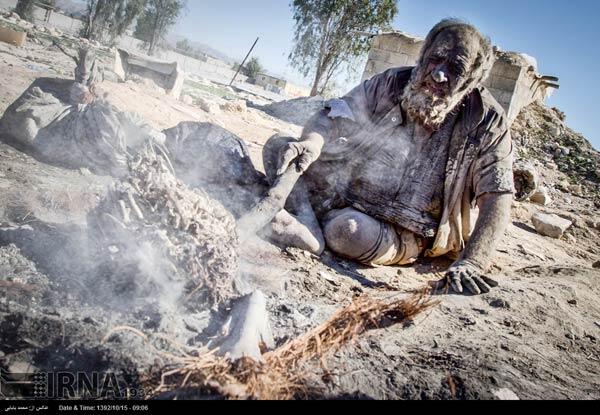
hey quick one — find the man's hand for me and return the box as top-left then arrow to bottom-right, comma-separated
277,139 -> 323,176
446,259 -> 498,295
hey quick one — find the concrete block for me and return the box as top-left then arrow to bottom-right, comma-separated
490,75 -> 518,93
530,187 -> 552,206
0,26 -> 26,46
369,49 -> 393,64
532,212 -> 572,239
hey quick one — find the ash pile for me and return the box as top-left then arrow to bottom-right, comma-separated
0,49 -> 274,398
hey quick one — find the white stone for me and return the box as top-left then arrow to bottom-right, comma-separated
197,97 -> 220,114
221,99 -> 247,113
181,94 -> 193,105
532,212 -> 573,239
568,184 -> 583,196
493,388 -> 520,401
529,187 -> 552,206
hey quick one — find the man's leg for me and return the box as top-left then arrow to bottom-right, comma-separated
261,135 -> 325,255
323,208 -> 424,266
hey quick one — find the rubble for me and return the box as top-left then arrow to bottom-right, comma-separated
511,103 -> 600,203
221,99 -> 247,113
197,97 -> 221,114
529,187 -> 552,206
532,212 -> 573,239
513,162 -> 539,201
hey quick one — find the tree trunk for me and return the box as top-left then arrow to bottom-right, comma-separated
148,12 -> 161,56
310,17 -> 333,97
15,0 -> 36,22
310,70 -> 323,97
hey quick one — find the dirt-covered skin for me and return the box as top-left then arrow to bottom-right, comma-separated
0,34 -> 599,400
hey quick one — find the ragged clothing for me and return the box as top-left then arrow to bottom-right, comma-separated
303,66 -> 514,260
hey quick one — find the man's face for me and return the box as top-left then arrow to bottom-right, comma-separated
401,27 -> 482,131
419,29 -> 478,99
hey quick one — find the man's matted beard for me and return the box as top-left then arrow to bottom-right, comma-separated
401,69 -> 471,131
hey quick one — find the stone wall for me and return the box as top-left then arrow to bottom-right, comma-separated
362,32 -> 424,81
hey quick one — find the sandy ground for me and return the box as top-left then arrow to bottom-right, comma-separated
0,34 -> 599,400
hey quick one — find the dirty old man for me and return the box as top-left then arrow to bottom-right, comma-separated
265,19 -> 515,295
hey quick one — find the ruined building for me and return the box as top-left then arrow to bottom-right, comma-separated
362,31 -> 560,123
115,49 -> 185,100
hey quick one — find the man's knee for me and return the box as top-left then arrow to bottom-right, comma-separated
323,209 -> 390,262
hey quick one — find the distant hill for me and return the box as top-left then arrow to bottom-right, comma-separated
167,34 -> 238,65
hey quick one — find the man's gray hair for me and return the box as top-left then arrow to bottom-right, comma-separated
418,18 -> 495,86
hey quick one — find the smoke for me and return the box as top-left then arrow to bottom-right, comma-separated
0,76 -> 251,348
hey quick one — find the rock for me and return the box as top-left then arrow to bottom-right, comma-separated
197,97 -> 220,115
550,125 -> 562,137
567,299 -> 578,306
555,146 -> 570,157
102,70 -> 120,83
513,162 -> 539,201
221,99 -> 247,113
568,184 -> 583,196
493,389 -> 520,401
585,219 -> 599,230
489,298 -> 510,309
532,212 -> 573,239
529,187 -> 552,206
459,316 -> 476,326
319,271 -> 340,286
558,213 -> 581,227
181,94 -> 193,105
565,234 -> 576,244
593,261 -> 600,269
556,180 -> 570,192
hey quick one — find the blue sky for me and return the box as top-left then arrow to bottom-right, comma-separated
174,1 -> 599,149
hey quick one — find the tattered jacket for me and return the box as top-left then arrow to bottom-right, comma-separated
305,67 -> 514,259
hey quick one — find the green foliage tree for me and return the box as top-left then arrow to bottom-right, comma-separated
245,57 -> 263,80
176,38 -> 193,53
83,0 -> 147,43
289,0 -> 398,96
134,0 -> 186,56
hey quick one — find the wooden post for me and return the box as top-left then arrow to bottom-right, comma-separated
229,37 -> 259,87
